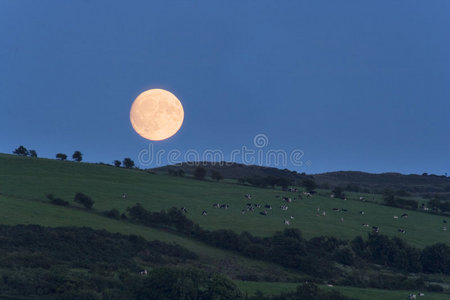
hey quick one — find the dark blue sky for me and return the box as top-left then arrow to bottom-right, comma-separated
1,1 -> 449,174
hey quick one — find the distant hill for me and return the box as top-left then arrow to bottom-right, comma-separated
152,162 -> 450,196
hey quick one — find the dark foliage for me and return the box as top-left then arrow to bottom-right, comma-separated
56,153 -> 68,161
332,187 -> 345,199
303,179 -> 318,193
0,225 -> 199,299
13,146 -> 29,156
193,167 -> 207,180
113,160 -> 121,167
74,192 -> 94,209
29,149 -> 37,157
211,170 -> 223,181
103,208 -> 121,219
123,158 -> 135,168
46,194 -> 69,206
72,151 -> 83,162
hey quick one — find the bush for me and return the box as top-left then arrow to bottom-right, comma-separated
56,153 -> 67,161
46,194 -> 69,206
74,193 -> 94,209
193,167 -> 206,180
104,208 -> 120,219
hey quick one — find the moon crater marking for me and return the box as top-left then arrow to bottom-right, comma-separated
130,89 -> 184,141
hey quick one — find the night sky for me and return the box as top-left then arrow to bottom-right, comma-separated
1,1 -> 449,174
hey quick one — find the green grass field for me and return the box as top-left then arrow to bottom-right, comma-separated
235,281 -> 449,300
1,154 -> 448,248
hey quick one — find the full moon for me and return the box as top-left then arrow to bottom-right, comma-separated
130,89 -> 184,141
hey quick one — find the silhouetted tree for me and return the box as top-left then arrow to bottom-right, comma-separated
302,179 -> 317,193
13,145 -> 29,156
123,158 -> 135,168
211,170 -> 223,181
332,187 -> 345,199
276,177 -> 292,190
74,192 -> 94,209
56,153 -> 67,161
177,169 -> 185,177
114,160 -> 121,167
194,167 -> 207,180
421,243 -> 450,274
29,150 -> 37,158
72,151 -> 82,162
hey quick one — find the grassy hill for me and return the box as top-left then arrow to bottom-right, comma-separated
1,154 -> 448,249
1,153 -> 450,299
154,162 -> 450,196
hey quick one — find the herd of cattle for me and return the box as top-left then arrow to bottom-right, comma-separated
185,190 -> 449,234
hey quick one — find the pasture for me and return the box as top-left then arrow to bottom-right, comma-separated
0,154 -> 448,248
236,281 -> 449,300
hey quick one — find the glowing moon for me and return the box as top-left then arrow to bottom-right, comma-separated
130,89 -> 184,141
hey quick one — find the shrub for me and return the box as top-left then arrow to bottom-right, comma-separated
104,208 -> 120,219
74,193 -> 94,209
46,194 -> 69,206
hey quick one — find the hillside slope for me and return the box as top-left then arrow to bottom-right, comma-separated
153,162 -> 450,195
0,154 -> 448,248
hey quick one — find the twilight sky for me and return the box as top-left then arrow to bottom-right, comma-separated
1,1 -> 449,175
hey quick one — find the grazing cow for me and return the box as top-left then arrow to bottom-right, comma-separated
372,226 -> 379,233
139,269 -> 148,275
330,194 -> 335,198
341,208 -> 348,212
359,196 -> 364,200
202,210 -> 207,216
283,197 -> 292,203
260,210 -> 268,216
280,205 -> 288,211
322,211 -> 326,216
362,223 -> 369,227
246,203 -> 252,206
393,216 -> 399,219
327,284 -> 333,287
264,204 -> 272,210
340,217 -> 344,222
401,213 -> 408,218
284,220 -> 290,225
290,216 -> 294,220
316,207 -> 320,213
443,227 -> 447,231
181,207 -> 187,213
121,193 -> 128,199
220,204 -> 229,209
419,293 -> 424,297
444,220 -> 448,224
332,208 -> 340,211
241,210 -> 246,214
398,229 -> 406,234
213,203 -> 220,208
360,211 -> 365,215
245,194 -> 252,199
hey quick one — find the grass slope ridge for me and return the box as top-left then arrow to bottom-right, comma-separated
153,161 -> 450,195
